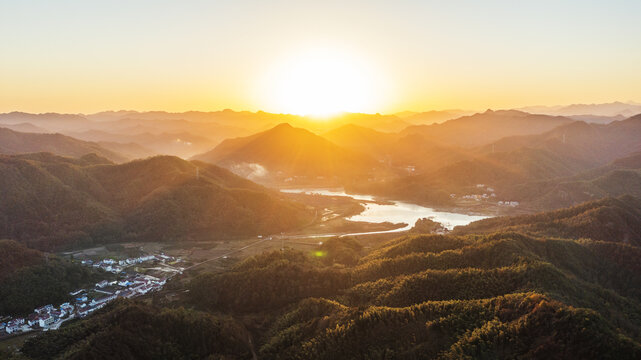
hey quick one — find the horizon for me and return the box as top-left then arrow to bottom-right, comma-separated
2,99 -> 641,118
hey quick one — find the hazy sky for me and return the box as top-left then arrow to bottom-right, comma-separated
1,0 -> 640,114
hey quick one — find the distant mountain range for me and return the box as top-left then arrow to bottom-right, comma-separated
518,101 -> 641,118
3,106 -> 641,204
401,110 -> 574,147
0,127 -> 129,162
482,114 -> 641,164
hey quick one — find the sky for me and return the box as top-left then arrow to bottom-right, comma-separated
1,0 -> 640,114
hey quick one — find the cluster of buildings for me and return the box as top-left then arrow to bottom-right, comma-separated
74,274 -> 167,318
450,184 -> 520,207
80,254 -> 173,274
1,253 -> 178,338
1,302 -> 76,335
451,184 -> 497,201
459,193 -> 497,201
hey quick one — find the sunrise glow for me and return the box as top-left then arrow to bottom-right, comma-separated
257,48 -> 387,117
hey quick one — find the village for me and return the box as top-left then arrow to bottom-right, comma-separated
0,253 -> 183,338
450,184 -> 520,207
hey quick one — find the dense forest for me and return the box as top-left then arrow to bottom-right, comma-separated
0,153 -> 313,251
23,218 -> 641,358
455,195 -> 641,244
0,240 -> 106,315
20,301 -> 251,360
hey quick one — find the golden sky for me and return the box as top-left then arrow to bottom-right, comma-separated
1,0 -> 640,115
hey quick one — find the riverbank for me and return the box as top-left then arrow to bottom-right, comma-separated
280,188 -> 492,234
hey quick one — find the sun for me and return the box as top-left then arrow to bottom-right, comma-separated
258,48 -> 386,117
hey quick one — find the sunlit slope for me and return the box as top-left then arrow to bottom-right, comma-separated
193,123 -> 380,181
0,153 -> 311,250
324,124 -> 474,174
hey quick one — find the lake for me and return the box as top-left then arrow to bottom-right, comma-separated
280,188 -> 491,236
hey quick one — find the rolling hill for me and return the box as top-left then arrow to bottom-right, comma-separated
0,127 -> 128,163
401,110 -> 573,147
455,196 -> 641,244
322,124 -> 399,157
0,112 -> 90,132
350,146 -> 587,205
351,116 -> 641,206
324,124 -> 474,174
192,123 -> 381,182
0,153 -> 312,251
483,115 -> 641,165
18,194 -> 641,358
503,152 -> 641,209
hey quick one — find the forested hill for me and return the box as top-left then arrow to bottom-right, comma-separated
503,152 -> 641,210
0,239 -> 44,280
455,196 -> 641,244
0,240 -> 105,315
0,153 -> 312,251
30,231 -> 641,359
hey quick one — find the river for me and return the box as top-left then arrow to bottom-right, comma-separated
280,188 -> 491,237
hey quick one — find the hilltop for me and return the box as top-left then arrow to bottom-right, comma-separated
192,123 -> 381,182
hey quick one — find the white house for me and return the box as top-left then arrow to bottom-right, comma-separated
6,318 -> 25,334
90,295 -> 117,307
5,322 -> 20,334
39,315 -> 54,328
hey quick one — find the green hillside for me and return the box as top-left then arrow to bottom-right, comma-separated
10,194 -> 641,359
0,240 -> 105,315
455,196 -> 641,244
0,154 -> 312,251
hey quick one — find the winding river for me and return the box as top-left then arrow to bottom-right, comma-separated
280,188 -> 491,237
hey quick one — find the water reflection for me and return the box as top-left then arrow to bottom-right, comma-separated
281,188 -> 490,232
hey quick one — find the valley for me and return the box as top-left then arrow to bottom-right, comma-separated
2,105 -> 641,359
